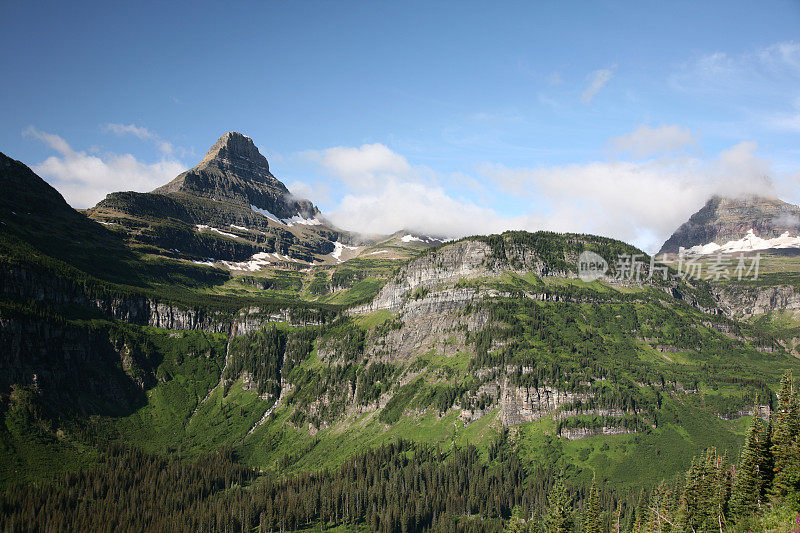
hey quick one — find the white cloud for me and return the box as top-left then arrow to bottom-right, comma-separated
306,143 -> 411,190
328,180 -> 525,238
771,213 -> 800,228
611,124 -> 697,158
757,41 -> 800,72
286,180 -> 331,205
104,123 -> 156,141
306,135 -> 781,252
581,68 -> 614,104
547,71 -> 563,86
24,126 -> 185,208
103,123 -> 174,155
479,141 -> 776,252
766,112 -> 800,132
304,143 -> 523,237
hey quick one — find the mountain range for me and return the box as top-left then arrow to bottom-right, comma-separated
2,132 -> 800,531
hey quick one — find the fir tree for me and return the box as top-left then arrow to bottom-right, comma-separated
730,413 -> 771,517
648,481 -> 677,532
771,371 -> 800,500
544,472 -> 573,533
682,448 -> 731,532
631,489 -> 648,533
583,476 -> 602,533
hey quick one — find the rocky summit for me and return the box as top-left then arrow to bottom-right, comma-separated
154,132 -> 319,220
658,194 -> 800,255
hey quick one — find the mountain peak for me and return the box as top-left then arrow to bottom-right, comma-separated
199,131 -> 269,172
658,194 -> 800,255
151,132 -> 319,220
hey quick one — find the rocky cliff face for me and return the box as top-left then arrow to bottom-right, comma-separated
712,284 -> 800,316
154,132 -> 319,220
659,195 -> 800,254
0,315 -> 155,415
1,262 -> 327,335
351,239 -> 566,314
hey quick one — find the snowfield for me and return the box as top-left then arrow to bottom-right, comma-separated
330,241 -> 358,262
681,229 -> 800,255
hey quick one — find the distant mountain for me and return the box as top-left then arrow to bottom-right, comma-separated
87,132 -> 343,263
658,194 -> 800,255
153,132 -> 319,221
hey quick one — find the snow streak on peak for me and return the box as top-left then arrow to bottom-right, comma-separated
250,204 -> 321,227
680,229 -> 800,255
400,233 -> 444,244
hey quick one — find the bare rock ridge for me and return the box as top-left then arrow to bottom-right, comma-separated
154,131 -> 319,220
658,194 -> 800,255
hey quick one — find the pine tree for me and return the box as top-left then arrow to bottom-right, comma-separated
771,371 -> 800,499
730,414 -> 770,517
631,489 -> 648,533
505,506 -> 531,533
713,450 -> 732,530
682,448 -> 731,532
582,476 -> 602,533
544,472 -> 573,533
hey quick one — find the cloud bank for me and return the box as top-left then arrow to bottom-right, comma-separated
302,130 -> 778,252
23,123 -> 785,254
24,127 -> 185,208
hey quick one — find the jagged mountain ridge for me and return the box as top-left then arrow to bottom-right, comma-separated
658,194 -> 800,255
87,132 -> 347,263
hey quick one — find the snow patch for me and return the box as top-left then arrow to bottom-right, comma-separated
250,204 -> 322,227
196,224 -> 238,239
250,204 -> 282,223
219,252 -> 307,271
221,252 -> 275,272
285,215 -> 322,226
369,250 -> 389,255
330,241 -> 358,262
400,233 -> 445,244
681,229 -> 800,255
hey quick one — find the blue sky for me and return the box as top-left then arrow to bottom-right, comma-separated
2,1 -> 799,251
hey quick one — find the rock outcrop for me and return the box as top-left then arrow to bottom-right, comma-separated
713,284 -> 800,316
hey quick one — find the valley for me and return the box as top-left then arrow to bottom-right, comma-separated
3,135 -> 800,531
